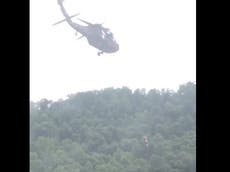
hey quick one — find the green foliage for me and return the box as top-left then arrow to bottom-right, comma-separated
30,82 -> 196,172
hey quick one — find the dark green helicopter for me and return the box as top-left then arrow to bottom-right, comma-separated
55,0 -> 119,56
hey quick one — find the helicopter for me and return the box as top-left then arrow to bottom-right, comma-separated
55,0 -> 119,56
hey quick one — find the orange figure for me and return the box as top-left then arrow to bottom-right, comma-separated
143,136 -> 149,147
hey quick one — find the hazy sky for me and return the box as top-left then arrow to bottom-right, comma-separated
30,0 -> 196,101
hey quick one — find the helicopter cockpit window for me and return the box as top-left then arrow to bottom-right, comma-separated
101,30 -> 106,39
106,30 -> 111,34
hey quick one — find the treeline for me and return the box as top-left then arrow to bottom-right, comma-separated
30,82 -> 196,172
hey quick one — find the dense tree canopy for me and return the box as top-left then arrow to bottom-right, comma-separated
30,82 -> 196,172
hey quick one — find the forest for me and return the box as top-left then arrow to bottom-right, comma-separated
30,82 -> 196,172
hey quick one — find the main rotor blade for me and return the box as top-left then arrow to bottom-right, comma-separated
53,13 -> 80,26
77,18 -> 93,26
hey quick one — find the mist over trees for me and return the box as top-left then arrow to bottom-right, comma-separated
30,82 -> 196,172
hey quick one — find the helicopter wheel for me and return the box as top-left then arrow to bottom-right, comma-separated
97,51 -> 103,56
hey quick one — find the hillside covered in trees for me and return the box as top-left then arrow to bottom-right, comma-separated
30,82 -> 196,172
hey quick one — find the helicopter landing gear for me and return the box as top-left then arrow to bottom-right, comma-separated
97,51 -> 104,56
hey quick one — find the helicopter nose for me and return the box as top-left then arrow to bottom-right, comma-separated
105,42 -> 119,53
114,43 -> 119,52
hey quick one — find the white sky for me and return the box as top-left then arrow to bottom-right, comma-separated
30,0 -> 196,101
